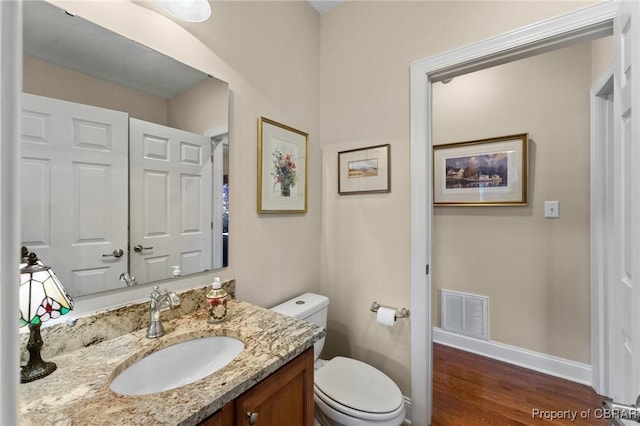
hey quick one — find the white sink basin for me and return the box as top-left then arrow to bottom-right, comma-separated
110,336 -> 244,395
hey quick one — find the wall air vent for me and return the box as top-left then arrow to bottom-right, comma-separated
441,289 -> 489,340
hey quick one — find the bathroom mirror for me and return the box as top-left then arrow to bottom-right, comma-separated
21,0 -> 229,297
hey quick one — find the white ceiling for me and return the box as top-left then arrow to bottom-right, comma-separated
308,0 -> 342,15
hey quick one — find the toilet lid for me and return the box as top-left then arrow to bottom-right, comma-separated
314,357 -> 403,415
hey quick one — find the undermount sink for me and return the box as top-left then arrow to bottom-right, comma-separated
110,336 -> 244,396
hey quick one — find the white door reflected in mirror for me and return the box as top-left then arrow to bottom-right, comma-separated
21,0 -> 230,297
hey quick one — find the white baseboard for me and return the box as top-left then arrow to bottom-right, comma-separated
433,327 -> 592,386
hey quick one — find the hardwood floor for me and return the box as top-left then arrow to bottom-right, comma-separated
432,343 -> 611,425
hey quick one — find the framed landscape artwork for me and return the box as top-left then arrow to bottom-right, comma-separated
338,144 -> 391,195
258,117 -> 308,213
433,133 -> 528,206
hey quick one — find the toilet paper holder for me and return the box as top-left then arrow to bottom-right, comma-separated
370,302 -> 410,320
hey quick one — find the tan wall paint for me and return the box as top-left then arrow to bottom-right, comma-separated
167,77 -> 229,134
321,137 -> 412,393
320,1 -> 595,394
49,0 -> 321,309
432,42 -> 592,364
592,36 -> 614,81
23,55 -> 230,140
23,56 -> 168,124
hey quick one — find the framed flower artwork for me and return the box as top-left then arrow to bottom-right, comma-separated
258,117 -> 308,213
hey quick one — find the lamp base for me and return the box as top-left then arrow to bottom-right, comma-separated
21,360 -> 57,383
20,323 -> 57,383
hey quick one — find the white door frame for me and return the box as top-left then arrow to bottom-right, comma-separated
409,3 -> 617,424
0,2 -> 21,425
590,63 -> 614,397
205,125 -> 228,270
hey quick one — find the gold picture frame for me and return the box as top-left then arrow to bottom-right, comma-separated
338,144 -> 391,195
433,133 -> 528,206
257,117 -> 308,213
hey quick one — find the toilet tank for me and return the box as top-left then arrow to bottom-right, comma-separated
270,293 -> 328,361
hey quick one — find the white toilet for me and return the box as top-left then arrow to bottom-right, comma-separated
271,293 -> 406,426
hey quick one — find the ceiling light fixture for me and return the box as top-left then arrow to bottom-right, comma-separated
156,0 -> 211,23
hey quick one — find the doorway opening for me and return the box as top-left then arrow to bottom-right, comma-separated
409,3 -> 620,424
431,38 -> 607,382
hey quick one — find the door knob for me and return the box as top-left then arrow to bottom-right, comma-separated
133,245 -> 153,253
246,411 -> 259,425
102,248 -> 124,258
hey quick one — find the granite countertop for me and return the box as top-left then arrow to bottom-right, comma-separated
19,300 -> 325,426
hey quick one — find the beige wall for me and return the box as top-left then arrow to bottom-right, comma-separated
23,56 -> 168,125
167,77 -> 229,134
23,55 -> 230,135
432,43 -> 592,364
592,36 -> 614,81
319,1 -> 596,395
187,1 -> 322,306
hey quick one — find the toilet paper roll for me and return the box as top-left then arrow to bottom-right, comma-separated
376,307 -> 396,327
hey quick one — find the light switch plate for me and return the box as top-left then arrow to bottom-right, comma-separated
544,201 -> 559,218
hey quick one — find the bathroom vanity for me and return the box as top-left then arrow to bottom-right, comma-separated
18,297 -> 323,425
200,347 -> 313,426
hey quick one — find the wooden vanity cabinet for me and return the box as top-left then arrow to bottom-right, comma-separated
199,347 -> 314,426
235,346 -> 314,426
199,403 -> 234,426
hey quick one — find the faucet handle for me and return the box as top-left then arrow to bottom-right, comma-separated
154,289 -> 180,311
119,272 -> 137,287
169,292 -> 181,307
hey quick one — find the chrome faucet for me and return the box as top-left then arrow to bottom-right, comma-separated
146,286 -> 181,339
119,272 -> 137,287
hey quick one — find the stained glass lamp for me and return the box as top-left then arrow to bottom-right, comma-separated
19,251 -> 74,383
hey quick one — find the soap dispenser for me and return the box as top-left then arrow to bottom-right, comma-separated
171,265 -> 181,277
206,277 -> 227,323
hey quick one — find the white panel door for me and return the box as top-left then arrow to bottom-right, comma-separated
129,118 -> 212,283
611,0 -> 640,412
21,93 -> 128,297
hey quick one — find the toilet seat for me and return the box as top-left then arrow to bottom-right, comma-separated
314,385 -> 405,422
314,357 -> 404,421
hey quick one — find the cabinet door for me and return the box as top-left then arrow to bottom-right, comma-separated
199,402 -> 234,426
235,348 -> 314,426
